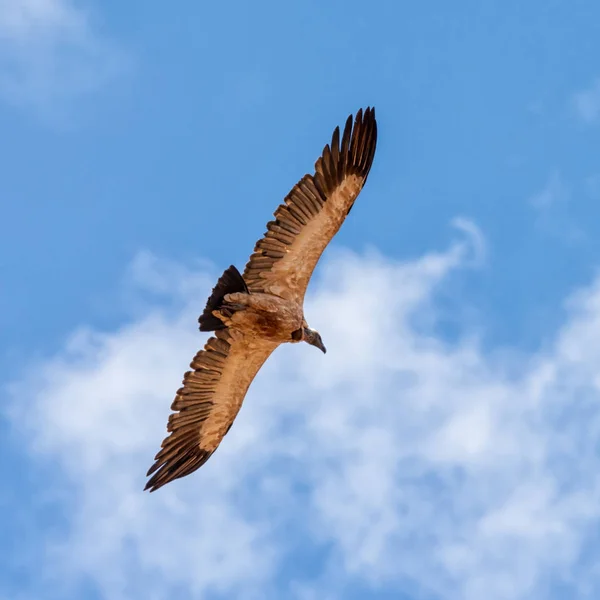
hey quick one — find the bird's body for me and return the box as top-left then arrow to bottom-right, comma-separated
145,107 -> 377,492
216,292 -> 304,343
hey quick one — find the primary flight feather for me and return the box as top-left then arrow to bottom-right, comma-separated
145,107 -> 377,492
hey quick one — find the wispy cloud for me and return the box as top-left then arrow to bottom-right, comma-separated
529,171 -> 585,243
5,222 -> 600,599
573,78 -> 600,124
0,0 -> 126,115
529,172 -> 568,211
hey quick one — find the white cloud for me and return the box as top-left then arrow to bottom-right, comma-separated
529,172 -> 568,211
573,78 -> 600,124
6,221 -> 600,599
0,0 -> 125,113
529,172 -> 585,243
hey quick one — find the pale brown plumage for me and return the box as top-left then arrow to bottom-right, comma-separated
145,107 -> 377,492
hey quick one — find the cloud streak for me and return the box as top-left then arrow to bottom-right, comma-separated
5,221 -> 600,599
573,78 -> 600,124
0,0 -> 125,114
529,172 -> 585,243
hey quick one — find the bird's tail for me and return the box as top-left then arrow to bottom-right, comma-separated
199,265 -> 249,331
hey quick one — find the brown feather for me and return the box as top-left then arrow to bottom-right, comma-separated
242,107 -> 377,303
145,332 -> 278,492
300,178 -> 325,204
295,183 -> 322,213
292,189 -> 319,217
267,223 -> 297,242
286,204 -> 310,224
262,250 -> 286,259
258,238 -> 288,252
330,126 -> 341,182
274,206 -> 304,229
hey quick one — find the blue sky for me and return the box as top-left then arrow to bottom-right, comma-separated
2,1 -> 600,599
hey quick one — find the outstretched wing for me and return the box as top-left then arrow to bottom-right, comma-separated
145,329 -> 278,492
243,107 -> 377,303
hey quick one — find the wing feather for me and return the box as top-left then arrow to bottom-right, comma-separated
242,107 -> 377,302
145,329 -> 278,492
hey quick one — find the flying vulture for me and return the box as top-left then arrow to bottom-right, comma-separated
145,107 -> 378,492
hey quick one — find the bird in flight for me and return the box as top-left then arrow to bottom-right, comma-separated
145,107 -> 378,492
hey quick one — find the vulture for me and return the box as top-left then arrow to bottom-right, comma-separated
145,107 -> 377,492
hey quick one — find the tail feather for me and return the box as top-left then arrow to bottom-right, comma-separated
199,265 -> 249,332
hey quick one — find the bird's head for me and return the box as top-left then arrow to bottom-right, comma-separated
300,326 -> 326,354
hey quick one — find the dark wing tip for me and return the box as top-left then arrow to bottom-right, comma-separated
326,107 -> 377,185
241,106 -> 378,291
144,446 -> 214,492
344,106 -> 377,181
144,332 -> 234,493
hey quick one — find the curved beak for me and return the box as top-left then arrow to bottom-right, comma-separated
315,338 -> 327,354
